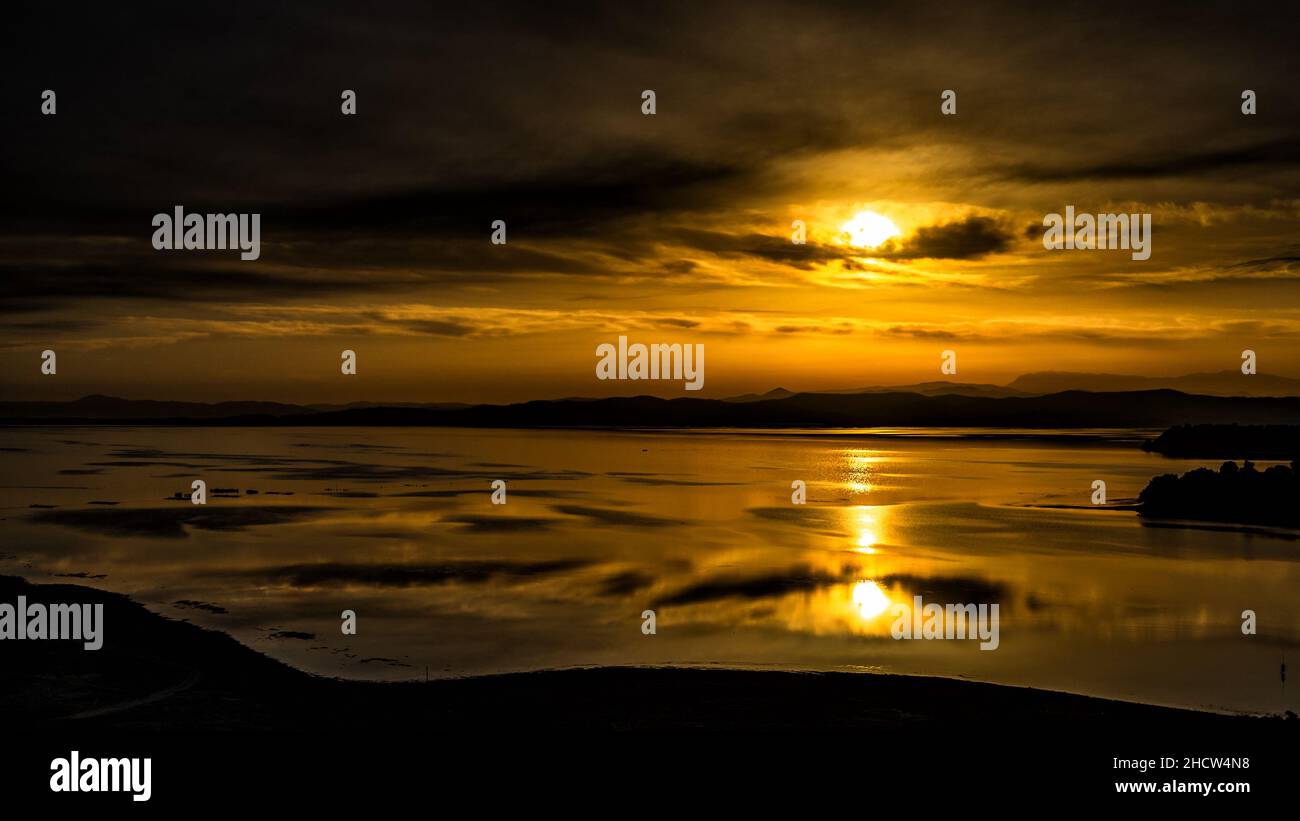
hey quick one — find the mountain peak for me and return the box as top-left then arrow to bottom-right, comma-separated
1009,371 -> 1300,397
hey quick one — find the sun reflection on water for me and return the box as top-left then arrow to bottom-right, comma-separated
843,450 -> 880,497
851,580 -> 893,620
853,506 -> 879,553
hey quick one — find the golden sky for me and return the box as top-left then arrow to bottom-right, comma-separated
4,2 -> 1300,403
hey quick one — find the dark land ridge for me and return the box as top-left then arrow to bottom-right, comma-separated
6,389 -> 1300,428
1144,424 -> 1300,459
1,575 -> 1291,734
1139,459 -> 1300,528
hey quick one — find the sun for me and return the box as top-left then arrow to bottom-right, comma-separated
841,210 -> 902,249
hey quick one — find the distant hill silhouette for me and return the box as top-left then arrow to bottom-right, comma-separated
0,394 -> 312,419
1144,424 -> 1300,459
0,395 -> 469,419
1009,370 -> 1300,397
722,387 -> 796,403
7,389 -> 1300,428
720,383 -> 1026,402
1139,460 -> 1300,527
802,381 -> 1029,398
305,400 -> 472,412
724,371 -> 1300,401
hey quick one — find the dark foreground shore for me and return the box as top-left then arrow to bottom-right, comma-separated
3,574 -> 1293,805
0,573 -> 1278,733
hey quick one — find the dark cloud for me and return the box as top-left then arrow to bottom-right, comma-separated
1003,138 -> 1300,183
884,217 -> 1015,260
880,326 -> 963,340
383,318 -> 479,338
774,324 -> 854,335
1226,254 -> 1300,273
663,217 -> 1015,268
665,228 -> 852,269
0,260 -> 391,313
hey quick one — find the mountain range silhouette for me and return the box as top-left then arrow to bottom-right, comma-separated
6,383 -> 1300,428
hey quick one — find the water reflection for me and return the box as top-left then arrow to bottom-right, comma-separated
851,580 -> 892,620
843,450 -> 880,496
0,426 -> 1297,714
850,506 -> 881,554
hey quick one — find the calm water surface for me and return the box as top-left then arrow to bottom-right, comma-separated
2,426 -> 1296,714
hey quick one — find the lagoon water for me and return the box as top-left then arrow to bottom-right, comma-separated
2,426 -> 1296,715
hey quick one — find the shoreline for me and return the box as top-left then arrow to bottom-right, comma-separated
3,574 -> 1290,733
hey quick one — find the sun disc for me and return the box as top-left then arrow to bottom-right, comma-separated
841,210 -> 901,249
